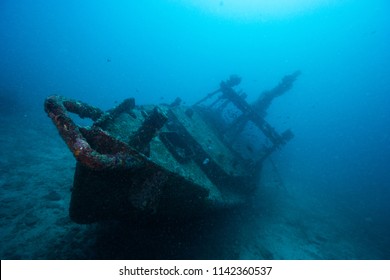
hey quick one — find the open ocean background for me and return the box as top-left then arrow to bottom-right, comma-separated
0,0 -> 389,259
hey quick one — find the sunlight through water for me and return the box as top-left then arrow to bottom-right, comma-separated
175,0 -> 339,21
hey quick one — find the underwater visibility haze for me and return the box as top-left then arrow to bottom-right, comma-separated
0,0 -> 389,259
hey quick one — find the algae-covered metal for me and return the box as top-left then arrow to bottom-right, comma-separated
44,71 -> 300,224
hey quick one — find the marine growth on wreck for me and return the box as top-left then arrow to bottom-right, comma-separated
44,71 -> 300,224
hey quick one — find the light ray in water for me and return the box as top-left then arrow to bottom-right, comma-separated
173,0 -> 340,21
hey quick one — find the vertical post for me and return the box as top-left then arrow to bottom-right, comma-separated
129,106 -> 168,155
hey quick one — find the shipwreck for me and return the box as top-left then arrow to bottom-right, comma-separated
44,71 -> 301,224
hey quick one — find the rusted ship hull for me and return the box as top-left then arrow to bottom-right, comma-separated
44,72 -> 300,224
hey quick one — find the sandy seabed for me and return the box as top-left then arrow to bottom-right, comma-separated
0,111 -> 387,260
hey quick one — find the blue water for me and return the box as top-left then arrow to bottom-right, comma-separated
0,0 -> 389,259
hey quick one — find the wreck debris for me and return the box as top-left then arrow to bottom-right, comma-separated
44,72 -> 300,223
252,70 -> 301,116
44,95 -> 146,170
128,106 -> 168,155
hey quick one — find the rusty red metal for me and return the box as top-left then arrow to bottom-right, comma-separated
44,95 -> 146,170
